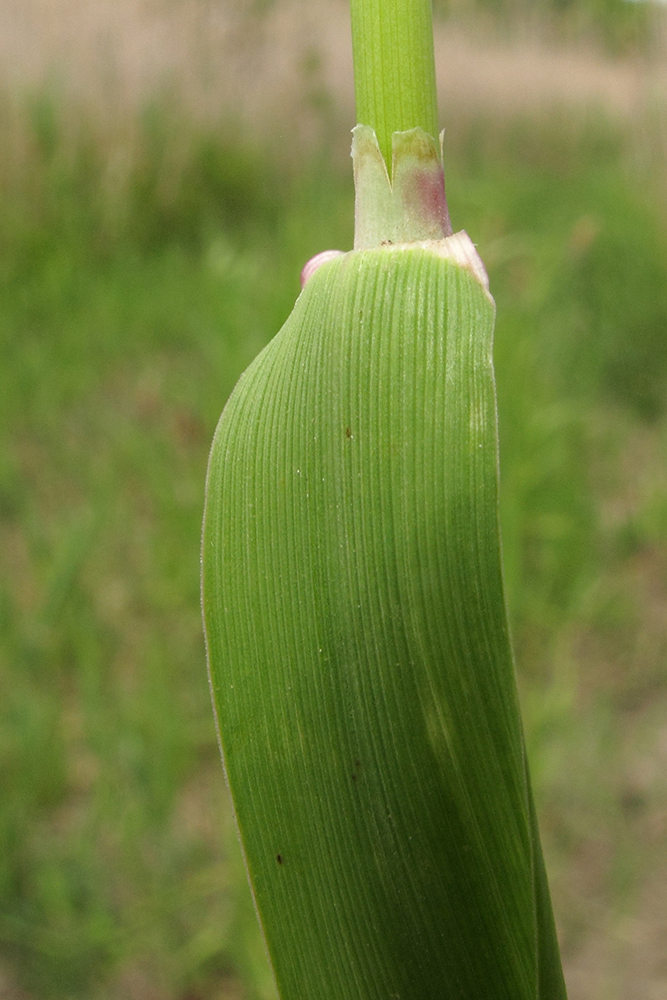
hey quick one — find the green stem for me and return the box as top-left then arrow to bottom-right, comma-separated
350,0 -> 439,169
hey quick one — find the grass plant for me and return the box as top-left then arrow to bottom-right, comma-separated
202,1 -> 569,997
0,75 -> 666,1000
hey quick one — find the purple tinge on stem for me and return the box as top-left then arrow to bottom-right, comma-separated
392,128 -> 452,241
401,158 -> 451,240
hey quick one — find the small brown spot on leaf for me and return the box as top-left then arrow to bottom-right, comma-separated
276,854 -> 283,864
345,427 -> 352,438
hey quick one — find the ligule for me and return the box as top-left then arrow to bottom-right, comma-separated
202,229 -> 568,997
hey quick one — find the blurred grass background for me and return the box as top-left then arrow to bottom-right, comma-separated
1,1 -> 667,998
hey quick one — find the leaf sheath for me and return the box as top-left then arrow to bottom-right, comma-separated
202,244 -> 567,1000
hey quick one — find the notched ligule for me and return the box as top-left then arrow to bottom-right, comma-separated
346,124 -> 489,297
352,124 -> 453,250
299,126 -> 487,296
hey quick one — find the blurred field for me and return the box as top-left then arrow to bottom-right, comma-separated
1,1 -> 667,999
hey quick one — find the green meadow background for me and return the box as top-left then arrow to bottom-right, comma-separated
1,1 -> 667,998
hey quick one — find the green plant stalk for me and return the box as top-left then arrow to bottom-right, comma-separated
202,0 -> 568,997
350,0 -> 439,168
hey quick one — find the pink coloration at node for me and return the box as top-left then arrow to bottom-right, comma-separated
300,250 -> 345,288
406,165 -> 452,238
